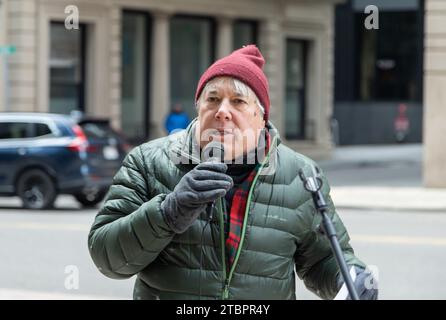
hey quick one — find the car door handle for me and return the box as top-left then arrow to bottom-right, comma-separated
17,148 -> 27,156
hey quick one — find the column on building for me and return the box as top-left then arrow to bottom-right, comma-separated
109,6 -> 122,130
7,0 -> 37,112
150,11 -> 171,139
216,16 -> 233,59
318,8 -> 335,149
0,0 -> 7,110
258,18 -> 284,135
424,0 -> 446,187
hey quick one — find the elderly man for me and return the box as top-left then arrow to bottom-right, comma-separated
88,45 -> 377,300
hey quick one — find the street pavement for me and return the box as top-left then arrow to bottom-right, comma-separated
0,197 -> 133,300
296,207 -> 446,300
1,143 -> 445,299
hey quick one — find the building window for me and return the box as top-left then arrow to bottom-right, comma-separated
170,15 -> 215,119
49,22 -> 86,114
233,20 -> 257,50
354,1 -> 422,101
285,39 -> 307,140
121,11 -> 151,143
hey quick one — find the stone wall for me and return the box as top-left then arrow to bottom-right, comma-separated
424,0 -> 446,187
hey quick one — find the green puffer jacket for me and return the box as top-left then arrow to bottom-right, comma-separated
88,119 -> 365,300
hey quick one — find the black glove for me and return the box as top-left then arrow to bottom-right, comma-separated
336,266 -> 378,300
161,162 -> 233,234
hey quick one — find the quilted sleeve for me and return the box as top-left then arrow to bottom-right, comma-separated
88,146 -> 175,279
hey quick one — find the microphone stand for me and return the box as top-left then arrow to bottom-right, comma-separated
299,166 -> 359,300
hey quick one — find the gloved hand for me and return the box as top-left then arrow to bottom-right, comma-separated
336,266 -> 378,300
161,162 -> 233,234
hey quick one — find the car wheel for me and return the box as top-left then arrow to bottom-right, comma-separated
74,189 -> 106,208
16,169 -> 57,210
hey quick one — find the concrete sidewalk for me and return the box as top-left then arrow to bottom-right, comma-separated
331,186 -> 446,212
318,144 -> 446,212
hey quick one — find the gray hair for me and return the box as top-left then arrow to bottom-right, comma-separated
196,77 -> 265,116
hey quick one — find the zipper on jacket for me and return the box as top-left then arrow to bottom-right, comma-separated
219,136 -> 277,300
217,198 -> 227,299
223,279 -> 230,300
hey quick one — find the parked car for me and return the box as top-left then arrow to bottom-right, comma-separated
0,112 -> 131,209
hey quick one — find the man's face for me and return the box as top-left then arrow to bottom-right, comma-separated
196,77 -> 266,161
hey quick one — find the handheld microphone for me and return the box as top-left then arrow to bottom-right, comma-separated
202,141 -> 225,221
198,141 -> 225,300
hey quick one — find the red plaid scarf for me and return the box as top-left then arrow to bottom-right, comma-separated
225,131 -> 271,270
225,167 -> 258,269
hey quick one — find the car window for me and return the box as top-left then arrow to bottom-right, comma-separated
31,123 -> 53,138
0,122 -> 31,139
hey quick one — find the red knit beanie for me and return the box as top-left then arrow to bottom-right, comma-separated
195,45 -> 270,121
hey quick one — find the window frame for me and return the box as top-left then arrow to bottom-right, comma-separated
49,21 -> 87,113
353,7 -> 423,102
284,38 -> 308,141
233,19 -> 258,50
121,9 -> 152,144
